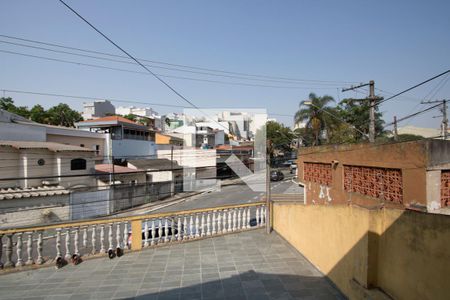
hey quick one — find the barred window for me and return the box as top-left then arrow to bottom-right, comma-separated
71,158 -> 87,171
303,162 -> 332,186
441,170 -> 450,207
343,165 -> 403,203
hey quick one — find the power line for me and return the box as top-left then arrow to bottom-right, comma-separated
383,103 -> 442,128
0,88 -> 289,117
0,39 -> 353,87
0,49 -> 337,90
0,34 -> 359,85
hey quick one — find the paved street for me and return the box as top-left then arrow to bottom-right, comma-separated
151,171 -> 303,213
0,229 -> 343,300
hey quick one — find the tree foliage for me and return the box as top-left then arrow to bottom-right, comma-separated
0,97 -> 83,127
294,93 -> 387,146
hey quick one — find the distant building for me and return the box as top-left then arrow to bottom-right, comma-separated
116,106 -> 158,118
82,100 -> 115,120
155,132 -> 184,148
397,125 -> 449,139
75,116 -> 156,158
0,109 -> 108,161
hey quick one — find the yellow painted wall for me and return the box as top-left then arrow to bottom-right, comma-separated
273,202 -> 450,300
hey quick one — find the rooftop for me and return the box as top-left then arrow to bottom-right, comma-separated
76,115 -> 146,129
0,229 -> 343,300
128,158 -> 182,171
95,164 -> 143,174
0,185 -> 69,200
0,141 -> 95,152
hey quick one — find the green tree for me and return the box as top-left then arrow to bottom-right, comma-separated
266,121 -> 293,156
47,103 -> 83,127
337,98 -> 385,142
294,93 -> 335,145
29,104 -> 49,124
0,97 -> 30,119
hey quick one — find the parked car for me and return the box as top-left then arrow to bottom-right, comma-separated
270,170 -> 284,181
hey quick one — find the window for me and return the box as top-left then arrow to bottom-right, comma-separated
80,144 -> 85,147
71,158 -> 87,170
94,145 -> 100,155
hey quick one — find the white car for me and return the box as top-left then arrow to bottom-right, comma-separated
289,163 -> 297,174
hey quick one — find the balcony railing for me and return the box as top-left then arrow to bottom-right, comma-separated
0,202 -> 266,270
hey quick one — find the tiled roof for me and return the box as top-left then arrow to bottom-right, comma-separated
128,159 -> 182,171
78,115 -> 139,125
95,164 -> 143,174
0,186 -> 69,200
0,141 -> 95,152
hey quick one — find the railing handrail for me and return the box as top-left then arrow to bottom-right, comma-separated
0,201 -> 265,235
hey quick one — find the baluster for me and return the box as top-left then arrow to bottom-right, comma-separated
150,220 -> 156,246
195,214 -> 200,238
16,233 -> 24,267
26,232 -> 34,265
170,217 -> 176,242
116,223 -> 121,249
238,209 -> 242,230
247,207 -> 251,228
200,213 -> 205,237
108,224 -> 113,251
222,210 -> 227,233
144,220 -> 149,247
4,234 -> 14,267
262,206 -> 266,225
232,209 -> 237,231
74,228 -> 80,255
82,227 -> 88,249
217,211 -> 222,233
36,231 -> 44,265
189,215 -> 194,239
65,229 -> 71,260
227,210 -> 232,232
177,217 -> 182,241
123,222 -> 129,249
183,216 -> 187,240
55,229 -> 61,259
256,207 -> 261,227
158,219 -> 163,243
0,234 -> 3,269
100,225 -> 105,253
91,225 -> 97,254
164,218 -> 169,243
206,212 -> 211,236
212,211 -> 216,235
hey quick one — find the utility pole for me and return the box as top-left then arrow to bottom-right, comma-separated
422,99 -> 448,139
393,116 -> 398,141
342,80 -> 382,143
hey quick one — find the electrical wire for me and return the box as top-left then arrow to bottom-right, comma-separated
0,34 -> 359,85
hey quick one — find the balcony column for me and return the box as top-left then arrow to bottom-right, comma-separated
232,209 -> 237,231
227,210 -> 232,232
177,217 -> 182,241
151,220 -> 156,246
206,212 -> 211,236
189,215 -> 194,239
0,234 -> 3,269
237,209 -> 242,230
158,219 -> 163,243
212,211 -> 217,235
55,229 -> 61,259
200,213 -> 205,237
144,220 -> 149,247
164,218 -> 169,242
91,225 -> 97,254
36,231 -> 44,265
65,230 -> 71,260
100,225 -> 105,253
123,222 -> 129,249
116,223 -> 122,249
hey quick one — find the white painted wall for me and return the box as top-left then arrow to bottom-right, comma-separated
112,139 -> 156,157
0,122 -> 46,141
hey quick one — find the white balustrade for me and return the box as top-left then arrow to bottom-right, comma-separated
56,229 -> 62,259
256,208 -> 261,227
206,213 -> 211,236
100,225 -> 106,253
91,225 -> 97,254
26,232 -> 33,265
212,211 -> 217,235
195,214 -> 200,238
158,219 -> 163,243
189,215 -> 194,239
217,211 -> 222,233
82,227 -> 88,249
200,213 -> 205,237
16,233 -> 23,267
0,234 -> 3,269
144,220 -> 149,247
74,228 -> 80,255
123,223 -> 129,249
65,230 -> 71,260
177,217 -> 182,241
227,210 -> 232,232
150,220 -> 156,246
116,223 -> 121,249
164,218 -> 169,243
246,207 -> 251,229
222,211 -> 227,233
36,231 -> 43,265
238,209 -> 242,230
5,234 -> 13,268
108,224 -> 113,251
232,209 -> 237,231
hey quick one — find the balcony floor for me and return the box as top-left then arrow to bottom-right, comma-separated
0,229 -> 344,300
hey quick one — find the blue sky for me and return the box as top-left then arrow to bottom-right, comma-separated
0,0 -> 449,130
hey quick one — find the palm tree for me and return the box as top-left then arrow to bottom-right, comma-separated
294,93 -> 335,145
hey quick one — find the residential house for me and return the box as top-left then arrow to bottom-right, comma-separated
75,116 -> 156,158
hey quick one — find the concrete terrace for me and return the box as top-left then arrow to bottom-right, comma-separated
0,229 -> 343,300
